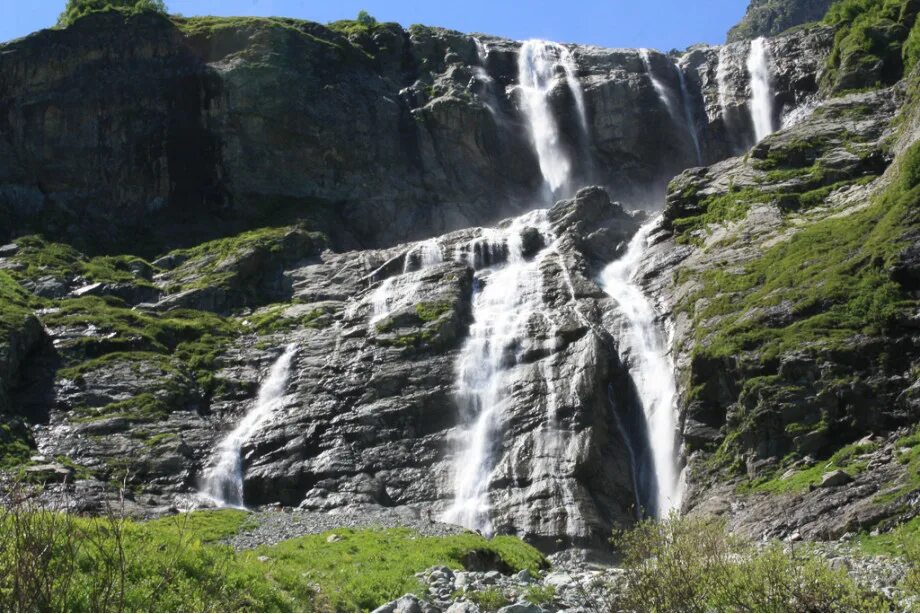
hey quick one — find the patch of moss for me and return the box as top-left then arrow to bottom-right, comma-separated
821,0 -> 920,91
671,187 -> 770,240
9,235 -> 156,289
874,428 -> 920,503
678,140 -> 920,363
738,441 -> 878,493
0,270 -> 37,337
415,301 -> 452,322
247,304 -> 329,333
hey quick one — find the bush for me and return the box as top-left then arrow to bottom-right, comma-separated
610,514 -> 887,612
466,587 -> 510,611
356,10 -> 377,26
821,0 -> 920,90
57,0 -> 167,27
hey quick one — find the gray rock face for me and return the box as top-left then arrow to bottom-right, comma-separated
727,0 -> 835,43
21,186 -> 650,550
636,75 -> 920,540
0,12 -> 834,254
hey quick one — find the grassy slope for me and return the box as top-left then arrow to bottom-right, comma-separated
0,508 -> 544,612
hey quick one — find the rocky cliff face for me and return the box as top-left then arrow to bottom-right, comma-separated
1,4 -> 918,554
0,11 -> 829,253
638,71 -> 920,539
727,0 -> 835,42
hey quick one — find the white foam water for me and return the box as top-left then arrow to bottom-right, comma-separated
599,219 -> 682,517
201,344 -> 297,508
747,37 -> 775,143
443,211 -> 553,534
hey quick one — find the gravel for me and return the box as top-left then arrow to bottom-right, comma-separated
225,505 -> 470,550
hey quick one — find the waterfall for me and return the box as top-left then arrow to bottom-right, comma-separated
443,210 -> 553,534
642,49 -> 703,165
517,40 -> 587,196
676,58 -> 703,165
405,238 -> 444,273
747,37 -> 775,143
716,45 -> 732,123
640,49 -> 681,122
599,219 -> 681,517
201,344 -> 297,508
472,37 -> 499,117
370,239 -> 444,325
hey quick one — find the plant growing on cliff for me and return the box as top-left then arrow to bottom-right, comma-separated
356,10 -> 377,27
611,514 -> 888,612
821,0 -> 920,90
57,0 -> 167,27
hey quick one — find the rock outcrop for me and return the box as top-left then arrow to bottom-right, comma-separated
0,11 -> 833,254
2,2 -> 919,556
727,0 -> 835,42
637,70 -> 920,539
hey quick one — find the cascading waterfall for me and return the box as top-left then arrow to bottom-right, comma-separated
201,344 -> 297,508
517,40 -> 588,196
676,57 -> 704,165
599,219 -> 681,517
370,239 -> 444,324
641,49 -> 703,165
472,37 -> 499,117
640,49 -> 681,122
746,37 -> 775,143
443,211 -> 553,533
716,45 -> 733,123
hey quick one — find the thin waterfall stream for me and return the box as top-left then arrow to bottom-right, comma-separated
201,344 -> 297,508
599,219 -> 682,517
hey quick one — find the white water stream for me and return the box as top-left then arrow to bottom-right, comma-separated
599,219 -> 682,517
201,344 -> 297,508
443,211 -> 553,533
747,37 -> 775,143
517,40 -> 587,196
676,58 -> 704,165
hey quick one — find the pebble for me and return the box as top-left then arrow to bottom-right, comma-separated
226,508 -> 467,550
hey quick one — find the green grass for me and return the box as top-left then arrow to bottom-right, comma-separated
254,528 -> 544,612
680,140 -> 920,362
171,15 -> 344,51
822,0 -> 920,91
873,429 -> 920,503
738,442 -> 877,493
8,235 -> 156,288
0,508 -> 545,612
142,509 -> 254,543
857,516 -> 920,555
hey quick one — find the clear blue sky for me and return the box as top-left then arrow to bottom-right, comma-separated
1,1 -> 749,50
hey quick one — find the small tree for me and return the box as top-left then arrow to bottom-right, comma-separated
356,10 -> 377,27
57,0 -> 168,28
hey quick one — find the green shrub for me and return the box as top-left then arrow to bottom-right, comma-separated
466,587 -> 510,611
356,10 -> 377,26
57,0 -> 167,27
611,514 -> 887,612
821,0 -> 919,91
524,584 -> 556,606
